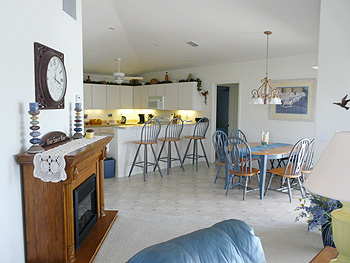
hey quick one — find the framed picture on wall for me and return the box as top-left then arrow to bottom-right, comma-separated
269,78 -> 316,121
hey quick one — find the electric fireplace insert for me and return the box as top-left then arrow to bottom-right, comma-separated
73,174 -> 97,250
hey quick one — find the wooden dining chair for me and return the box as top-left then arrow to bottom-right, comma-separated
128,118 -> 163,181
231,128 -> 260,171
224,137 -> 260,200
212,130 -> 228,186
264,138 -> 310,203
183,117 -> 210,171
155,117 -> 185,175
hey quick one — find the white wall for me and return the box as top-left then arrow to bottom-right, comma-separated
314,0 -> 350,161
141,54 -> 318,161
0,1 -> 82,262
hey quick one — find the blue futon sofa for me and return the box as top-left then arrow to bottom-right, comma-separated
127,219 -> 266,263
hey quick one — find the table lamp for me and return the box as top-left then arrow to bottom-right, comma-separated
303,131 -> 350,262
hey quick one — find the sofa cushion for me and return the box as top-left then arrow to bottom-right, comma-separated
127,219 -> 265,263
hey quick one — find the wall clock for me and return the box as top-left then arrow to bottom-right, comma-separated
34,42 -> 67,109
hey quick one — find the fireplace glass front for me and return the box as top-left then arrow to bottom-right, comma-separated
73,173 -> 97,250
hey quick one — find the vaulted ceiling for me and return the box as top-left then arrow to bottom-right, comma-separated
82,0 -> 320,77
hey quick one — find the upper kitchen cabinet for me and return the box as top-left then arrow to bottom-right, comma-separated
178,82 -> 201,110
133,86 -> 141,108
83,84 -> 93,109
92,84 -> 107,109
148,85 -> 165,97
83,84 -> 106,109
120,86 -> 134,109
164,83 -> 178,110
106,85 -> 121,109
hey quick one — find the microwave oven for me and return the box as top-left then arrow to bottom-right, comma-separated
147,96 -> 165,110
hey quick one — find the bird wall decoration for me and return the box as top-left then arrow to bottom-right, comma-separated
333,94 -> 350,110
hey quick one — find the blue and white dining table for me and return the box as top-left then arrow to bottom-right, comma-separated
249,142 -> 293,200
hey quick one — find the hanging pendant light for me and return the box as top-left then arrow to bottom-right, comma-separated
249,31 -> 281,105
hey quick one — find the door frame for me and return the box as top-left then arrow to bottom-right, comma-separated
209,80 -> 242,161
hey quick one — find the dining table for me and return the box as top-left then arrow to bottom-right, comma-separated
248,142 -> 294,199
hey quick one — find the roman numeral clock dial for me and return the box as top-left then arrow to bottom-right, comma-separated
34,42 -> 67,109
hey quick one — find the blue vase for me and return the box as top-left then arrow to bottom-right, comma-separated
321,223 -> 335,248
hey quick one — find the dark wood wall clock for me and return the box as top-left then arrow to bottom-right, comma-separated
34,42 -> 67,109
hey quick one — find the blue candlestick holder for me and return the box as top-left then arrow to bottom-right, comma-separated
27,110 -> 44,153
72,107 -> 83,139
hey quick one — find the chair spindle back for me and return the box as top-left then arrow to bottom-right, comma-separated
225,137 -> 253,175
164,117 -> 183,140
212,130 -> 228,163
284,138 -> 310,175
193,117 -> 209,138
140,118 -> 161,143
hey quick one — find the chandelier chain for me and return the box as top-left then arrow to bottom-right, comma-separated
266,33 -> 269,78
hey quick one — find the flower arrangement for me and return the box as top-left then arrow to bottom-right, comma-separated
295,193 -> 342,232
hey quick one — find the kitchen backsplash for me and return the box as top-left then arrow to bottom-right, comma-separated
84,109 -> 200,124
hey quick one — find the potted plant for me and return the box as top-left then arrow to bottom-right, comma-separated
295,193 -> 342,248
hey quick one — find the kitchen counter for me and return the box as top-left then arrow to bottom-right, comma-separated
85,121 -> 195,129
112,121 -> 200,177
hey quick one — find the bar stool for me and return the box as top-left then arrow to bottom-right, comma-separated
128,118 -> 163,181
155,117 -> 185,175
183,117 -> 210,171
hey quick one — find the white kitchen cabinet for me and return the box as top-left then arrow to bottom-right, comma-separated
83,84 -> 93,109
133,86 -> 141,108
178,82 -> 201,111
106,85 -> 120,109
164,84 -> 178,110
140,86 -> 148,109
120,86 -> 134,109
91,84 -> 107,109
148,85 -> 157,97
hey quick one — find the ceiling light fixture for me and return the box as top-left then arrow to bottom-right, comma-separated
249,31 -> 281,105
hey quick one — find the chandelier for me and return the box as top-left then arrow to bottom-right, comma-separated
249,31 -> 281,105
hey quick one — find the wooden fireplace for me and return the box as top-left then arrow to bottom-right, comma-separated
17,136 -> 118,263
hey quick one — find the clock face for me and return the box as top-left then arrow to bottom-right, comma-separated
46,56 -> 67,102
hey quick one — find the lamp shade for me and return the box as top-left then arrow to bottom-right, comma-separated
303,131 -> 350,202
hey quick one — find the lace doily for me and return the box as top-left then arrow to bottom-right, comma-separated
33,136 -> 108,183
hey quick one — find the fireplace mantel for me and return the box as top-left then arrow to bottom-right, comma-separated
17,136 -> 118,263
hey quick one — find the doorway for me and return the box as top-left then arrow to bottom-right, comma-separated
216,84 -> 239,136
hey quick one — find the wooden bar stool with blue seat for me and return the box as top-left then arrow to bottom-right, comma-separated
155,117 -> 185,175
183,117 -> 210,171
128,118 -> 163,181
212,130 -> 228,187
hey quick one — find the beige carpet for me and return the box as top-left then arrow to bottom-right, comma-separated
93,162 -> 323,262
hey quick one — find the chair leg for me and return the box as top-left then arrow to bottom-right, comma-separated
214,164 -> 222,183
182,139 -> 192,164
154,140 -> 165,171
129,144 -> 141,177
195,140 -> 199,171
168,141 -> 172,169
200,139 -> 210,168
193,139 -> 196,165
174,141 -> 185,172
297,177 -> 305,198
151,144 -> 163,178
264,174 -> 274,196
243,176 -> 249,201
144,145 -> 147,181
286,178 -> 292,203
225,174 -> 233,195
